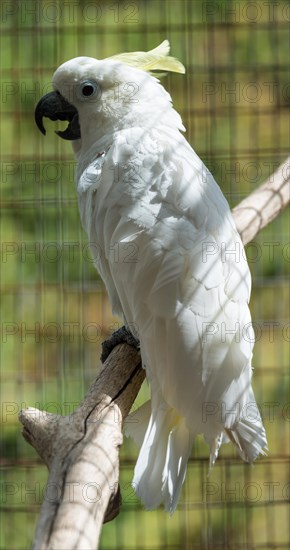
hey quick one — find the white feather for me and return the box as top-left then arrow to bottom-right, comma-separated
52,47 -> 268,512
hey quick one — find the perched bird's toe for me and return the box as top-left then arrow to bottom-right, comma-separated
101,325 -> 140,363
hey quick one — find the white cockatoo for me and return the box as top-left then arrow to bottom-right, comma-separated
35,40 -> 267,513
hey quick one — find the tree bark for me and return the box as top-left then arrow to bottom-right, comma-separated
19,156 -> 289,550
232,157 -> 289,244
20,345 -> 144,550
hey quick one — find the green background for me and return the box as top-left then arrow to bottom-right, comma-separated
0,1 -> 289,548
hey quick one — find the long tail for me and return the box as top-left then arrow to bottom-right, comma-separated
125,394 -> 267,512
125,400 -> 194,514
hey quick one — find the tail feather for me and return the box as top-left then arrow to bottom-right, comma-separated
125,396 -> 267,512
161,417 -> 193,513
209,432 -> 223,470
126,401 -> 193,513
225,390 -> 268,462
225,416 -> 268,463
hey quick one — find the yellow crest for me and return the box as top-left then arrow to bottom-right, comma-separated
108,40 -> 185,76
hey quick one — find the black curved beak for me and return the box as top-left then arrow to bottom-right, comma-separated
34,91 -> 81,140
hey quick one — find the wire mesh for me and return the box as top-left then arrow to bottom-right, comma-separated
0,1 -> 289,549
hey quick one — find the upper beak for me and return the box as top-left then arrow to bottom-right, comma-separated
34,91 -> 81,140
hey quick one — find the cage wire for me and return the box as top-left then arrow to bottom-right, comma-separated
0,0 -> 289,549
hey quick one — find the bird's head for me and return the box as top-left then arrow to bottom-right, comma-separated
34,40 -> 185,148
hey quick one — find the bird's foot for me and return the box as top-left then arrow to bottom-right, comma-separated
101,325 -> 140,363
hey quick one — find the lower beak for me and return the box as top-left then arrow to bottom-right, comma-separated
34,91 -> 81,141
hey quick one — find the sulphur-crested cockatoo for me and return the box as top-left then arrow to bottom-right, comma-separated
35,40 -> 267,513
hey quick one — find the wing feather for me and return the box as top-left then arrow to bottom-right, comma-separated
77,125 -> 267,511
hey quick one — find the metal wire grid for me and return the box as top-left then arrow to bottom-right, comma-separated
0,1 -> 289,549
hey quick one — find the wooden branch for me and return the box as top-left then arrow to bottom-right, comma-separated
232,156 -> 290,244
19,156 -> 289,550
20,345 -> 144,549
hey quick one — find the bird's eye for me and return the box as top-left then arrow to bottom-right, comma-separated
82,84 -> 95,96
78,81 -> 99,100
